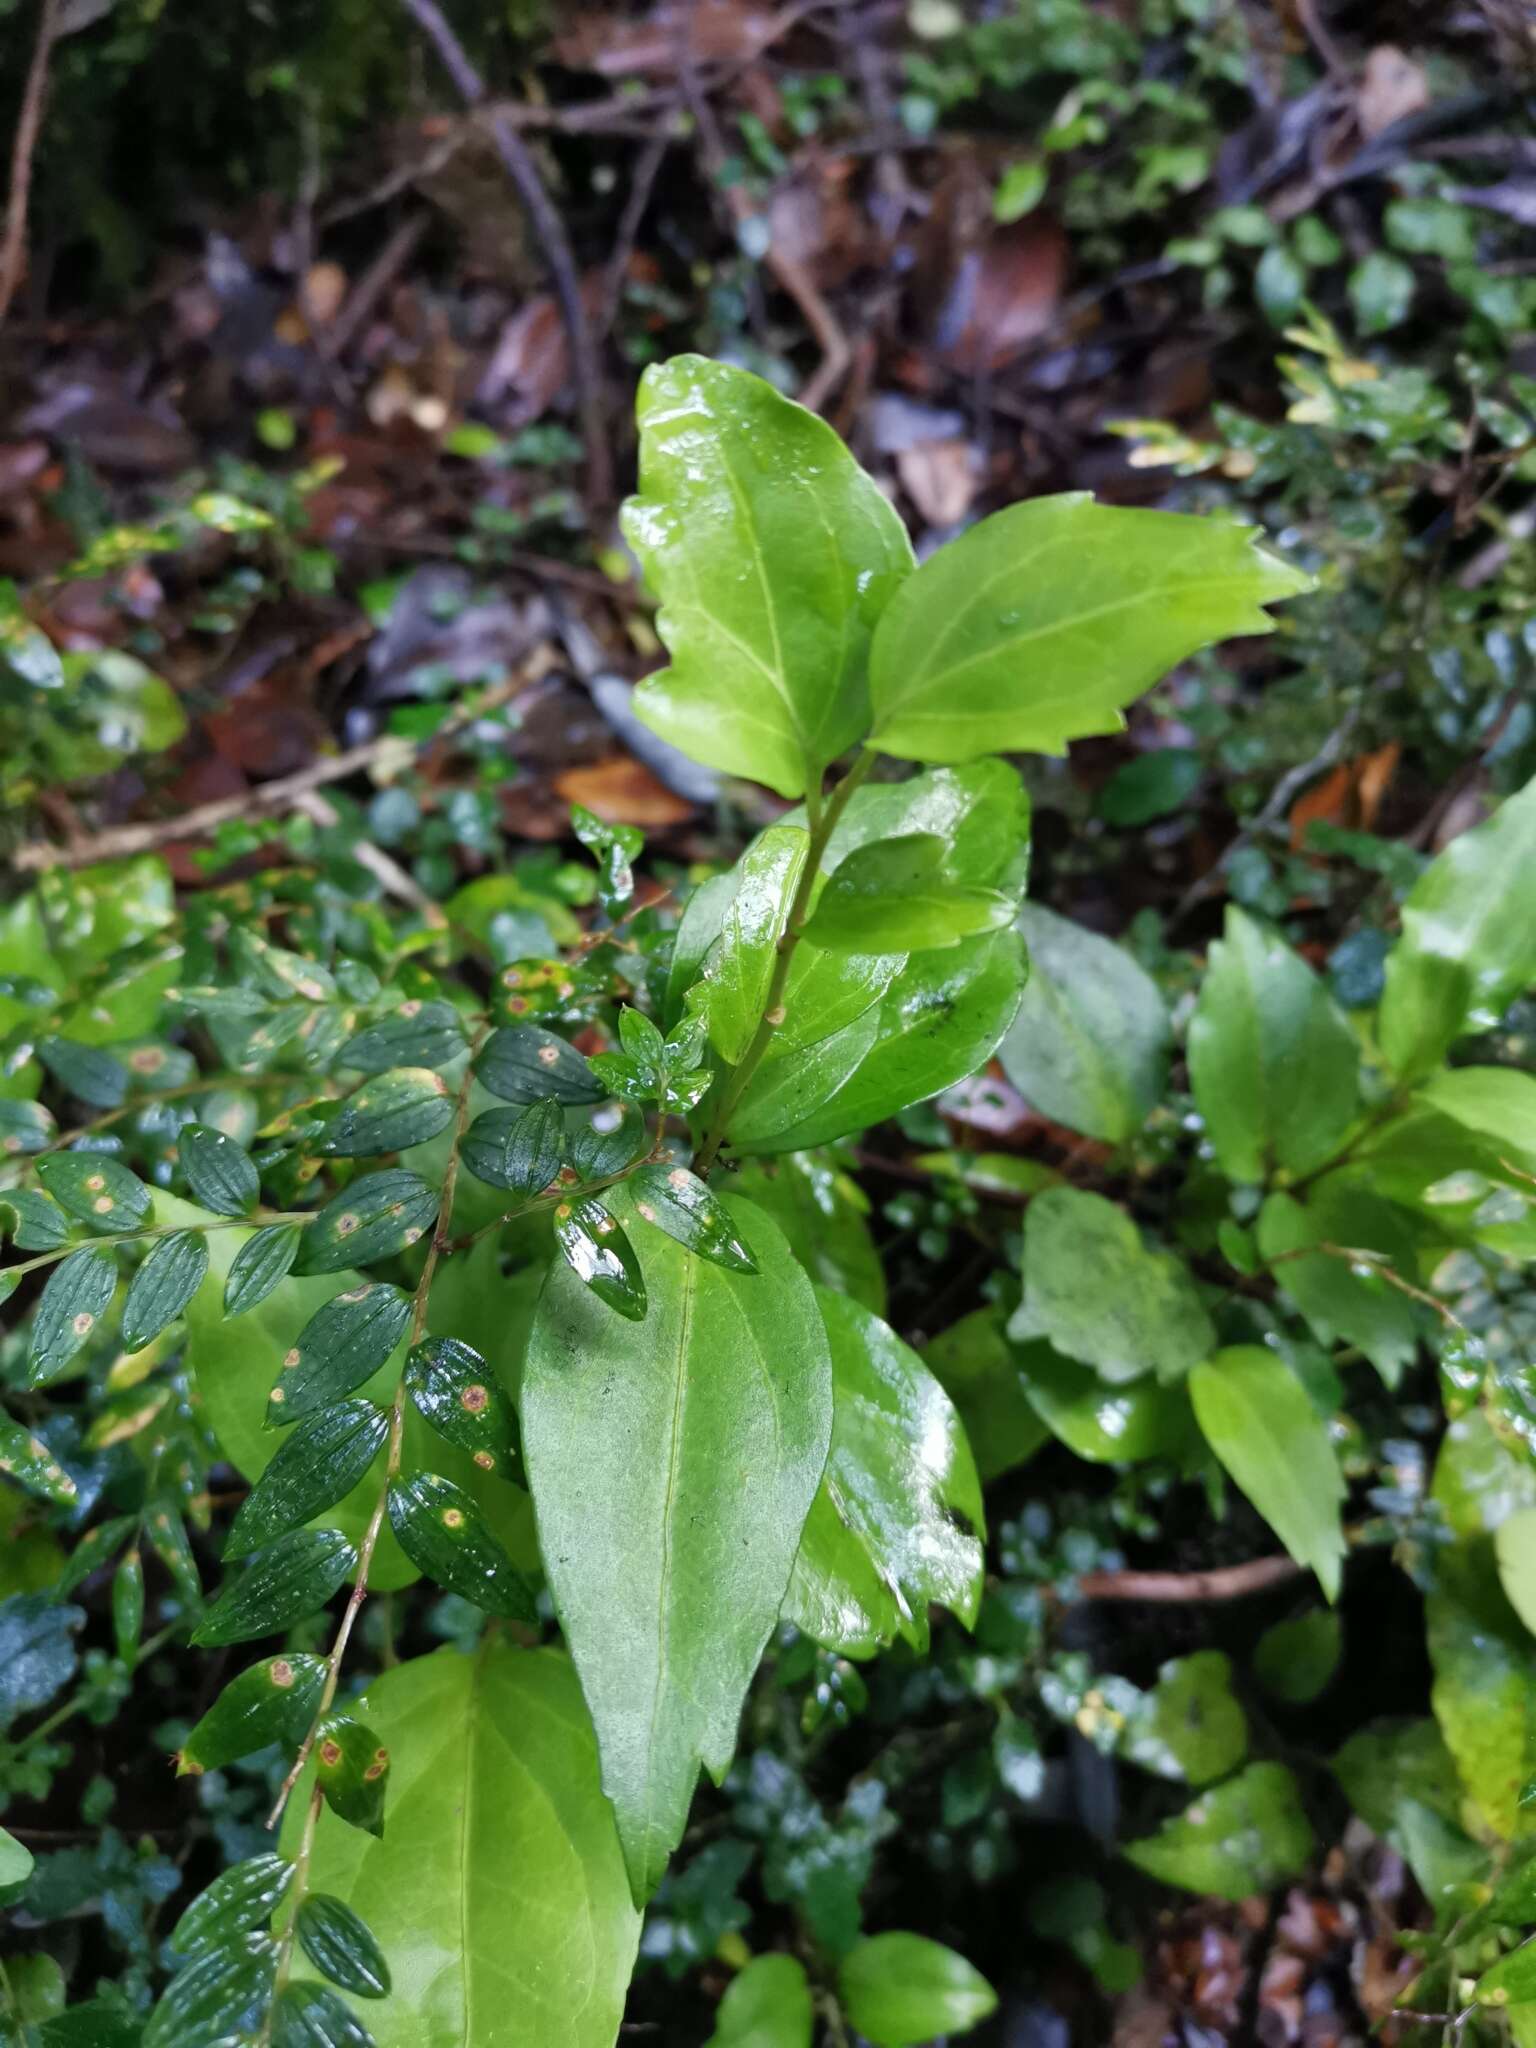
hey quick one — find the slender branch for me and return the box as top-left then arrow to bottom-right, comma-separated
1268,1239 -> 1464,1330
2,1213 -> 309,1286
399,0 -> 612,508
1074,1555 -> 1304,1602
0,0 -> 61,331
693,751 -> 875,1178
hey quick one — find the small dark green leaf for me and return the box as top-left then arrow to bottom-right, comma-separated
0,1418 -> 78,1506
294,1170 -> 438,1274
180,1652 -> 327,1774
145,1496 -> 202,1608
36,1152 -> 150,1233
120,1230 -> 209,1351
267,1283 -> 411,1427
386,1472 -> 536,1619
271,1979 -> 377,2048
477,1024 -> 603,1106
225,1223 -> 303,1315
170,1853 -> 296,1959
341,1001 -> 465,1074
1,1188 -> 69,1250
297,1893 -> 391,1998
0,1098 -> 54,1157
143,1932 -> 276,2048
629,1164 -> 757,1273
314,1711 -> 390,1837
179,1122 -> 260,1215
569,1102 -> 649,1179
403,1337 -> 517,1478
227,1400 -> 390,1557
37,1036 -> 128,1109
29,1246 -> 118,1384
460,1098 -> 565,1195
1098,747 -> 1202,826
113,1548 -> 144,1665
55,1515 -> 135,1595
318,1067 -> 455,1157
801,833 -> 1014,955
191,1528 -> 357,1646
554,1197 -> 647,1320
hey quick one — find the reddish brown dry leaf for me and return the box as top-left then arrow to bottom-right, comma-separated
553,755 -> 696,828
1289,743 -> 1399,847
478,274 -> 603,422
895,437 -> 979,528
767,162 -> 871,290
929,215 -> 1068,374
554,0 -> 781,76
1357,45 -> 1430,140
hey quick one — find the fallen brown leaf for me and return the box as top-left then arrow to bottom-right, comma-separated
554,755 -> 697,828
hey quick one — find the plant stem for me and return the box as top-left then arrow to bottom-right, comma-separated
2,1212 -> 310,1285
693,750 -> 875,1178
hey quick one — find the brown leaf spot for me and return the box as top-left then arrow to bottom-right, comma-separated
269,1659 -> 296,1688
93,1195 -> 115,1214
537,1044 -> 559,1066
460,1383 -> 490,1413
319,1738 -> 343,1766
283,1348 -> 301,1369
72,1312 -> 95,1336
335,1213 -> 360,1237
442,1507 -> 466,1529
473,1451 -> 495,1470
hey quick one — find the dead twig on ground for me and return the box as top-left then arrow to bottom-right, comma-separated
0,0 -> 62,331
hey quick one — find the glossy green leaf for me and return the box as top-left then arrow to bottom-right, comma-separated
1428,1542 -> 1536,1841
144,1931 -> 276,2048
319,1068 -> 455,1157
1189,1346 -> 1345,1599
170,1853 -> 296,1958
1476,1942 -> 1536,2008
801,833 -> 1013,955
733,930 -> 1027,1152
29,1245 -> 118,1385
553,1196 -> 647,1320
36,1151 -> 150,1232
0,1825 -> 32,1887
1257,1188 -> 1422,1388
119,1229 -> 208,1351
0,1418 -> 78,1507
226,1222 -> 304,1315
289,1644 -> 640,2048
113,1547 -> 144,1665
192,1526 -> 357,1646
1379,771 -> 1536,1082
706,1955 -> 813,2048
785,1291 -> 983,1659
1496,1507 -> 1536,1638
294,1171 -> 438,1275
723,1155 -> 885,1315
298,1893 -> 391,1998
821,759 -> 1032,894
0,1098 -> 53,1157
568,1100 -> 649,1180
460,1099 -> 564,1196
998,905 -> 1169,1143
1018,1340 -> 1195,1464
271,1980 -> 376,2048
1,1187 -> 69,1250
1254,1610 -> 1341,1705
476,1024 -> 602,1107
341,1002 -> 466,1075
623,354 -> 914,798
1136,1652 -> 1248,1786
921,1307 -> 1047,1481
180,1652 -> 328,1774
1012,1188 -> 1214,1386
267,1283 -> 411,1427
1123,1762 -> 1315,1900
227,1401 -> 391,1558
178,1121 -> 260,1215
315,1711 -> 391,1837
36,1035 -> 129,1108
629,1163 -> 757,1273
868,493 -> 1309,764
386,1473 -> 535,1620
689,825 -> 808,1064
1416,1065 -> 1536,1178
838,1933 -> 997,2048
404,1337 -> 518,1480
525,1187 -> 832,1899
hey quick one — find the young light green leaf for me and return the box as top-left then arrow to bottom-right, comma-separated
921,1306 -> 1047,1481
403,1337 -> 518,1479
476,1024 -> 603,1106
386,1472 -> 535,1620
36,1152 -> 150,1232
460,1098 -> 564,1196
314,1711 -> 391,1837
623,353 -> 914,798
1254,1610 -> 1341,1706
233,929 -> 337,1003
29,1245 -> 118,1385
553,1196 -> 648,1321
170,1853 -> 296,1958
1379,771 -> 1536,1082
36,1035 -> 129,1108
1257,1188 -> 1423,1388
225,1221 -> 303,1315
294,1171 -> 438,1275
179,1653 -> 328,1774
1018,1340 -> 1195,1464
838,1933 -> 997,2048
867,493 -> 1310,764
341,1001 -> 465,1074
289,1645 -> 639,2048
629,1163 -> 757,1273
1186,905 -> 1359,1182
270,1979 -> 376,2048
1124,1762 -> 1315,1899
1012,1187 -> 1214,1385
1426,1542 -> 1536,1841
144,1931 -> 276,2048
724,1154 -> 885,1315
297,1893 -> 391,1998
706,1955 -> 813,2048
998,904 -> 1170,1143
267,1283 -> 411,1426
0,1098 -> 54,1157
689,825 -> 809,1064
821,758 -> 1032,892
800,832 -> 1013,955
191,1527 -> 357,1646
178,1121 -> 260,1215
785,1290 -> 983,1659
1189,1346 -> 1346,1598
1415,1065 -> 1536,1178
120,1229 -> 209,1352
226,1401 -> 390,1558
524,1188 -> 832,1900
0,1418 -> 78,1506
318,1067 -> 455,1157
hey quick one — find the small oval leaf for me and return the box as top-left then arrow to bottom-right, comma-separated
629,1164 -> 757,1273
120,1230 -> 209,1352
297,1892 -> 391,1998
477,1024 -> 603,1106
317,1067 -> 455,1157
294,1171 -> 438,1275
554,1197 -> 647,1320
226,1400 -> 390,1558
460,1098 -> 565,1196
225,1222 -> 303,1316
170,1853 -> 295,1959
180,1653 -> 328,1774
29,1245 -> 118,1385
179,1122 -> 260,1215
36,1152 -> 150,1233
314,1711 -> 391,1837
403,1337 -> 518,1479
341,1001 -> 465,1074
143,1931 -> 276,2048
386,1472 -> 536,1620
270,1978 -> 377,2047
0,1418 -> 79,1507
191,1528 -> 357,1647
267,1284 -> 411,1428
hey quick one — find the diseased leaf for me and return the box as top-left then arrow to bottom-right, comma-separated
629,1164 -> 757,1273
36,1152 -> 150,1233
0,1418 -> 79,1507
460,1098 -> 565,1196
180,1653 -> 328,1774
29,1245 -> 118,1385
170,1853 -> 296,1958
341,1002 -> 466,1075
386,1472 -> 535,1620
267,1284 -> 411,1427
623,354 -> 914,798
1,1187 -> 70,1250
315,1712 -> 391,1837
553,1196 -> 647,1320
867,494 -> 1309,765
318,1068 -> 455,1157
120,1229 -> 209,1351
294,1171 -> 438,1275
838,1933 -> 997,2048
801,833 -> 1013,955
999,905 -> 1169,1143
0,1098 -> 54,1157
178,1121 -> 260,1215
476,1025 -> 603,1107
1189,1347 -> 1346,1599
113,1547 -> 144,1665
1123,1763 -> 1315,1900
524,1188 -> 832,1899
297,1893 -> 391,1998
403,1337 -> 518,1480
785,1291 -> 983,1659
227,1401 -> 391,1557
1187,906 -> 1359,1183
192,1527 -> 357,1646
225,1222 -> 303,1315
